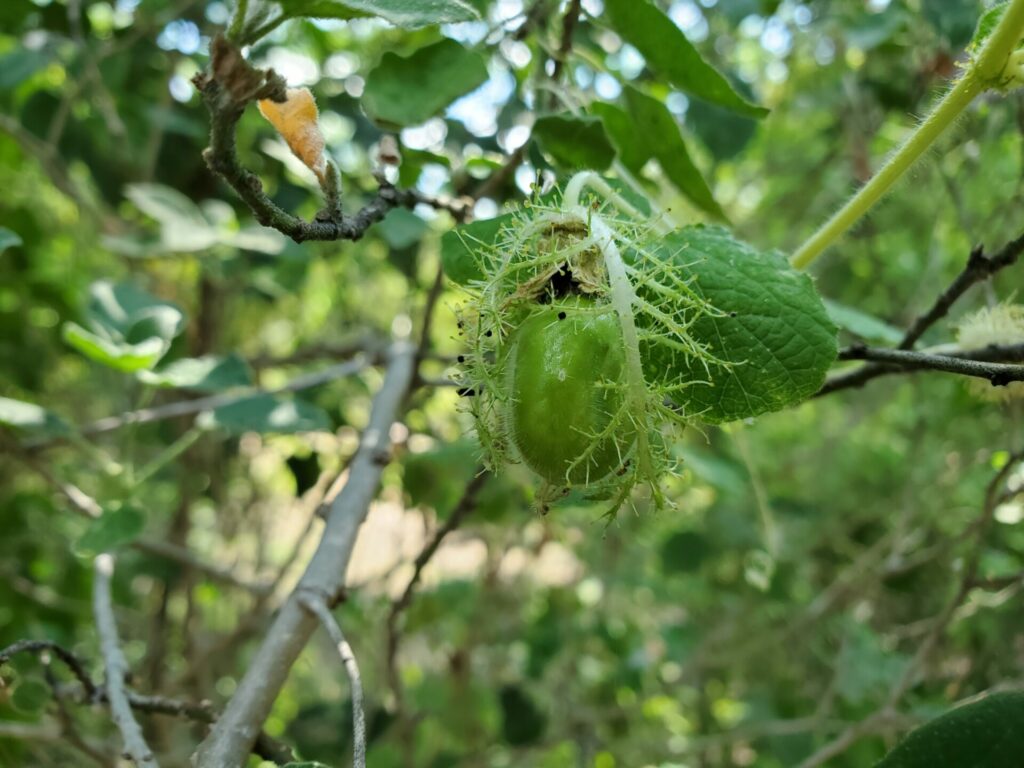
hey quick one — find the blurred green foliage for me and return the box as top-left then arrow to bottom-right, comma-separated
1,0 -> 1023,767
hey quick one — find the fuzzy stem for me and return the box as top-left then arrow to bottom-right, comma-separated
564,172 -> 668,232
585,209 -> 655,487
790,72 -> 981,270
226,0 -> 248,42
791,0 -> 1024,270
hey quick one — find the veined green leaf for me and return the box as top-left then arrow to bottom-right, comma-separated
642,225 -> 837,423
604,0 -> 768,118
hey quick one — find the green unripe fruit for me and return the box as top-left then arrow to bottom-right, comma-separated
507,299 -> 633,485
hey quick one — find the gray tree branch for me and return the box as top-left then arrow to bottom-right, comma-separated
92,554 -> 159,768
301,593 -> 367,768
193,340 -> 417,767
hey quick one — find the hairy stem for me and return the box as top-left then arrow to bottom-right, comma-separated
791,0 -> 1024,270
586,210 -> 655,487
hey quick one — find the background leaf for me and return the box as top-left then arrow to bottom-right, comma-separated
622,86 -> 725,219
604,0 -> 768,117
531,114 -> 615,171
362,39 -> 488,127
198,394 -> 332,434
277,0 -> 479,26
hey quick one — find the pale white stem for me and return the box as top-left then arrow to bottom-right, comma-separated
93,554 -> 159,767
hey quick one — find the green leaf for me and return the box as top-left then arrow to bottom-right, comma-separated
823,299 -> 903,344
970,2 -> 1024,55
362,39 -> 488,127
500,685 -> 547,746
403,440 -> 478,513
0,396 -> 69,437
11,678 -> 50,713
0,44 -> 57,90
76,506 -> 146,555
125,183 -> 220,252
642,225 -> 837,423
138,354 -> 253,392
0,226 -> 23,254
876,692 -> 1024,768
603,0 -> 768,118
591,102 -> 652,173
686,96 -> 758,161
622,86 -> 725,219
441,212 -> 515,285
375,207 -> 428,250
660,530 -> 711,574
282,763 -> 332,768
198,394 -> 332,434
277,0 -> 479,26
63,280 -> 185,372
531,114 -> 615,171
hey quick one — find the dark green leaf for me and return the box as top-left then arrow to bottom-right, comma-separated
375,207 -> 428,250
11,678 -> 50,713
76,506 -> 146,555
500,685 -> 546,746
603,0 -> 767,118
876,692 -> 1024,767
198,394 -> 332,434
642,226 -> 837,423
138,354 -> 253,392
622,86 -> 725,219
591,102 -> 652,173
531,114 -> 615,171
277,0 -> 480,26
362,39 -> 488,127
0,45 -> 57,90
0,396 -> 69,437
660,530 -> 711,574
687,96 -> 758,161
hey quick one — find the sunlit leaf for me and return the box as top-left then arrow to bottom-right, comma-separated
277,0 -> 480,26
198,394 -> 332,434
604,0 -> 768,118
362,39 -> 488,127
138,354 -> 253,392
0,396 -> 69,437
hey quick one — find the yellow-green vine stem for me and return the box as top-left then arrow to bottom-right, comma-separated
790,0 -> 1024,271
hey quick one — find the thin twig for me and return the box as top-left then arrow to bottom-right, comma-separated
900,235 -> 1024,349
840,344 -> 1024,385
796,451 -> 1024,768
301,593 -> 367,768
18,353 -> 375,452
194,341 -> 418,767
385,470 -> 488,704
92,554 -> 159,767
0,640 -> 97,699
819,231 -> 1024,396
192,37 -> 467,244
817,342 -> 1024,396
